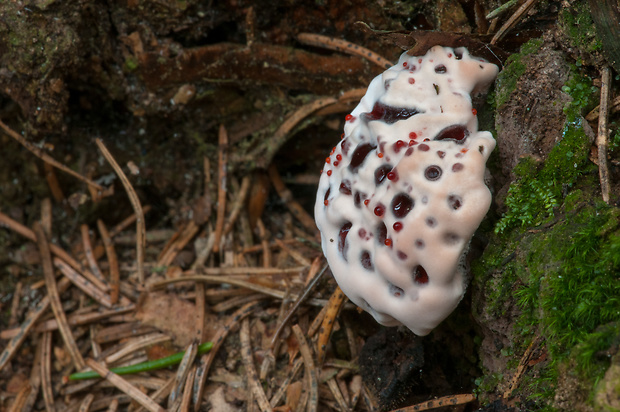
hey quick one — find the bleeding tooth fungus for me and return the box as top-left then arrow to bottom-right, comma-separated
315,46 -> 499,335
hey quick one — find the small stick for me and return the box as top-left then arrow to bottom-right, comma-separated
268,164 -> 317,232
270,261 -> 327,349
194,282 -> 206,342
67,342 -> 213,381
23,336 -> 43,412
105,333 -> 171,364
326,377 -> 350,412
179,365 -> 196,411
168,341 -> 198,407
292,324 -> 318,412
596,66 -> 612,204
387,393 -> 476,411
134,377 -> 175,412
8,382 -> 30,412
98,219 -> 120,304
1,305 -> 135,339
34,221 -> 86,370
269,357 -> 304,407
244,97 -> 338,167
96,138 -> 145,284
40,331 -> 56,412
0,277 -> 70,371
0,211 -> 109,293
40,197 -> 53,236
192,302 -> 258,410
490,0 -> 539,45
43,161 -> 66,204
8,281 -> 22,327
85,358 -> 165,412
240,318 -> 272,412
213,124 -> 229,253
255,218 -> 271,268
317,286 -> 347,365
108,205 -> 152,238
81,224 -> 106,283
157,221 -> 200,267
0,119 -> 104,192
223,175 -> 251,236
78,394 -> 95,412
54,258 -> 113,308
297,33 -> 393,69
274,238 -> 312,267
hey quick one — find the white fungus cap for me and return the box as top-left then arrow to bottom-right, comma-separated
314,46 -> 499,335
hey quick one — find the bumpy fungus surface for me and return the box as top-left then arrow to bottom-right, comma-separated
315,46 -> 499,335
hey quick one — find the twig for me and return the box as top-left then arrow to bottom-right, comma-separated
244,97 -> 338,168
85,358 -> 165,412
486,0 -> 519,19
297,33 -> 393,69
596,66 -> 612,203
157,221 -> 200,267
192,302 -> 258,410
223,175 -> 251,236
240,318 -> 272,412
270,261 -> 327,349
317,286 -> 347,365
96,138 -> 145,284
0,277 -> 70,371
97,219 -> 121,304
0,211 -> 109,293
213,125 -> 228,253
268,164 -> 317,232
269,357 -> 304,408
105,333 -> 171,364
503,336 -> 543,399
388,393 -> 476,411
0,119 -> 104,192
8,281 -> 22,327
255,218 -> 271,268
1,305 -> 135,339
109,205 -> 152,238
34,221 -> 86,370
78,394 -> 95,412
326,377 -> 350,412
81,224 -> 106,283
8,381 -> 30,412
40,331 -> 56,412
54,258 -> 114,308
168,341 -> 198,407
490,0 -> 539,45
292,324 -> 318,412
23,336 -> 43,412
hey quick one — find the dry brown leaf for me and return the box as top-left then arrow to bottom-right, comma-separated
135,292 -> 201,347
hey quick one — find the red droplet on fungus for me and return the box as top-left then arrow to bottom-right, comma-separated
324,199 -> 329,206
364,199 -> 370,206
345,114 -> 354,121
393,222 -> 403,232
408,78 -> 415,84
378,153 -> 384,158
387,170 -> 398,181
384,238 -> 392,247
472,108 -> 477,115
409,132 -> 417,139
333,161 -> 339,167
327,170 -> 332,176
336,154 -> 342,161
325,157 -> 331,164
374,204 -> 385,217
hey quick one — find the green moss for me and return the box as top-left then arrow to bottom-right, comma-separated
478,196 -> 620,408
559,2 -> 603,55
495,68 -> 598,234
495,38 -> 543,108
